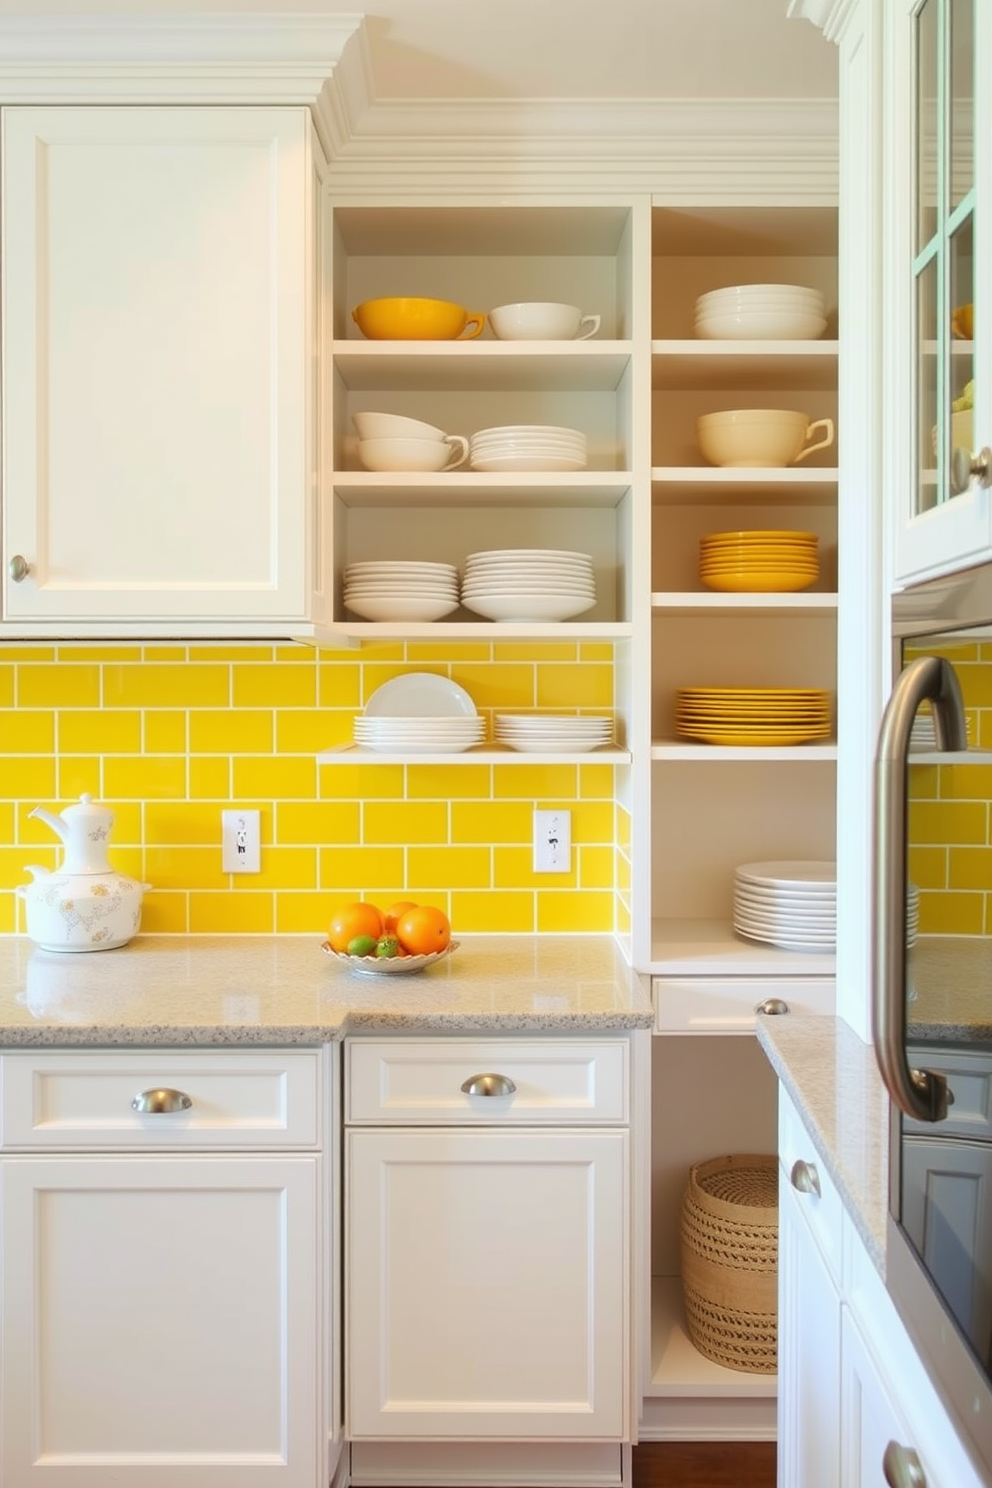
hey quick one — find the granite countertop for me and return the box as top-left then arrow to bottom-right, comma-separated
757,1013 -> 890,1273
0,934 -> 655,1046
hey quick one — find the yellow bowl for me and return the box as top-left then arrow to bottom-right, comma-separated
351,297 -> 486,341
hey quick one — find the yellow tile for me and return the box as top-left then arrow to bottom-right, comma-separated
278,801 -> 361,844
407,764 -> 492,799
919,891 -> 984,935
495,845 -> 574,888
579,763 -> 617,797
144,803 -> 231,846
580,643 -> 615,662
18,665 -> 101,708
537,891 -> 615,932
277,710 -> 332,754
146,845 -> 227,886
0,759 -> 56,800
0,646 -> 55,661
579,845 -> 616,888
58,645 -> 141,662
142,645 -> 188,661
140,892 -> 189,933
907,764 -> 939,799
276,892 -> 336,934
233,663 -> 316,708
104,664 -> 230,708
909,800 -> 987,844
492,642 -> 576,662
59,711 -> 141,754
949,847 -> 992,890
409,642 -> 492,662
190,759 -> 231,799
319,846 -> 405,891
0,666 -> 13,707
319,764 -> 404,800
939,763 -> 992,800
957,663 -> 992,706
316,663 -> 363,710
313,716 -> 354,752
451,891 -> 535,932
977,713 -> 992,751
233,757 -> 316,799
0,846 -> 55,889
449,664 -> 535,709
250,846 -> 317,889
407,846 -> 491,890
57,759 -> 102,801
275,644 -> 316,663
616,850 -> 632,892
452,801 -> 532,843
106,803 -> 143,844
907,845 -> 948,889
0,713 -> 55,754
190,710 -> 274,754
0,893 -> 16,933
493,764 -> 578,798
536,665 -> 614,709
145,711 -> 188,754
617,805 -> 632,851
571,801 -> 615,842
0,803 -> 14,845
364,801 -> 449,845
104,756 -> 188,800
109,846 -> 144,880
190,892 -> 274,933
194,645 -> 275,662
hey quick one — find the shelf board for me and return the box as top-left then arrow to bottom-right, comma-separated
652,592 -> 838,616
648,1276 -> 777,1399
651,740 -> 837,761
330,472 -> 633,509
318,744 -> 632,765
326,620 -> 633,641
648,918 -> 837,976
332,341 -> 632,392
651,340 -> 838,392
651,468 -> 838,505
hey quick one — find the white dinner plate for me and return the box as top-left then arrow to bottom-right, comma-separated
364,673 -> 478,718
734,860 -> 837,887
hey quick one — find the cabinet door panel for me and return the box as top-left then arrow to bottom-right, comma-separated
346,1128 -> 627,1439
2,106 -> 311,622
1,1155 -> 319,1487
777,1172 -> 841,1488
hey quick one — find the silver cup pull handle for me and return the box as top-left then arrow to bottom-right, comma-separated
883,1441 -> 927,1488
460,1073 -> 517,1098
131,1087 -> 193,1114
790,1159 -> 821,1198
755,997 -> 790,1016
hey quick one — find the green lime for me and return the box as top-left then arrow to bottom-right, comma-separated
375,936 -> 401,959
347,934 -> 378,957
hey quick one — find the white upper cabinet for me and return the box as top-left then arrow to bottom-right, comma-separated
1,104 -> 324,635
889,0 -> 992,584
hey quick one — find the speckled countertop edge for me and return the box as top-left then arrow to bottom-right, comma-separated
757,1013 -> 889,1274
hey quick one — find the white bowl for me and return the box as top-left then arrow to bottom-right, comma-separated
696,283 -> 823,306
352,411 -> 449,441
461,592 -> 597,621
358,435 -> 469,472
488,301 -> 601,341
344,594 -> 460,622
697,409 -> 835,468
695,311 -> 827,341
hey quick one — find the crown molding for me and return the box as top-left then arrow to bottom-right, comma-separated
787,0 -> 860,45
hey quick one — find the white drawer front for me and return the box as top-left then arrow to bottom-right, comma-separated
0,1049 -> 320,1149
654,976 -> 835,1034
779,1086 -> 844,1286
346,1038 -> 628,1124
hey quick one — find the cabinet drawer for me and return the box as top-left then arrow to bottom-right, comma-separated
779,1086 -> 844,1286
345,1038 -> 628,1124
654,976 -> 835,1034
904,1046 -> 992,1139
0,1049 -> 320,1149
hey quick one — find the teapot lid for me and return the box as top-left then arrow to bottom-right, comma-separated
62,793 -> 113,821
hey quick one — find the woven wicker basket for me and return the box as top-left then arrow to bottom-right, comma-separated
679,1153 -> 779,1374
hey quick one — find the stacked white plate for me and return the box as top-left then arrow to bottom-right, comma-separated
343,560 -> 460,622
460,548 -> 597,623
469,424 -> 587,473
695,283 -> 826,341
732,860 -> 837,952
355,672 -> 484,753
494,714 -> 614,753
907,882 -> 920,948
909,707 -> 974,751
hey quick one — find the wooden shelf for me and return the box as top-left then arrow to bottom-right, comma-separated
651,340 -> 838,392
648,918 -> 837,977
651,468 -> 838,505
330,472 -> 633,509
332,341 -> 633,393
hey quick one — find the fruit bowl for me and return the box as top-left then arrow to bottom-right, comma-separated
321,940 -> 459,976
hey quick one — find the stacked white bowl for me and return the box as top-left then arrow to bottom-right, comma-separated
469,424 -> 587,473
694,283 -> 827,341
352,411 -> 468,472
494,714 -> 614,753
343,560 -> 460,622
461,548 -> 596,622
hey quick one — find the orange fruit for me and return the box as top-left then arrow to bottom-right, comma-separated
395,905 -> 451,956
384,899 -> 418,934
328,901 -> 384,953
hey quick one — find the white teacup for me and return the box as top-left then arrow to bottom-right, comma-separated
697,410 -> 835,469
352,411 -> 448,442
358,435 -> 469,473
488,301 -> 601,341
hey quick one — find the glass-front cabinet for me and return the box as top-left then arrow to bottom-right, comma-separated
892,0 -> 991,583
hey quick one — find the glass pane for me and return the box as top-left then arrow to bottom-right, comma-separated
917,256 -> 939,515
950,215 -> 975,463
916,0 -> 939,252
948,0 -> 974,211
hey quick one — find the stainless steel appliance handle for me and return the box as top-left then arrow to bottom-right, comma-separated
873,655 -> 965,1123
882,1440 -> 927,1487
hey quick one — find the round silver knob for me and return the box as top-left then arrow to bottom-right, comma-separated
755,997 -> 790,1016
790,1158 -> 821,1197
460,1073 -> 517,1098
8,554 -> 30,583
131,1087 -> 193,1114
883,1441 -> 927,1487
951,444 -> 992,495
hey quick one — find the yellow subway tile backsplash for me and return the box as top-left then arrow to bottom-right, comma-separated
0,642 -> 620,936
949,847 -> 992,890
919,891 -> 985,936
908,800 -> 987,845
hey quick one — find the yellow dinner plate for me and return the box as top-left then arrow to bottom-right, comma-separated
700,572 -> 818,593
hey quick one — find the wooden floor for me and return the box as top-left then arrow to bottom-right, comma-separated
631,1441 -> 776,1487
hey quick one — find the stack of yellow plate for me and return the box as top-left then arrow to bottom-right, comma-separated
699,530 -> 819,593
675,687 -> 832,746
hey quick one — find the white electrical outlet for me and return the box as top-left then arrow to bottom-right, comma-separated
222,809 -> 261,873
533,809 -> 571,873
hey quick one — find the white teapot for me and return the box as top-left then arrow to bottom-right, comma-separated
17,794 -> 151,953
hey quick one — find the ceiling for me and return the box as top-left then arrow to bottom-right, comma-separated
0,0 -> 840,104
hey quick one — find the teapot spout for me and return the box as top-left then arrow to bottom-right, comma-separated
30,805 -> 69,842
19,865 -> 52,888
